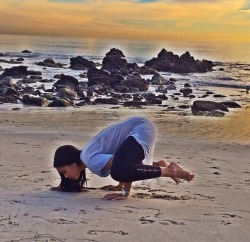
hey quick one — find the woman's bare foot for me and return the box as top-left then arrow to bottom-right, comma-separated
163,161 -> 194,183
154,160 -> 181,184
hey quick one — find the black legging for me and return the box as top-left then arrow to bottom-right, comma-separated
110,136 -> 161,182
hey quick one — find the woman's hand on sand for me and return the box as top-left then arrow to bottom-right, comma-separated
103,193 -> 128,201
100,183 -> 123,191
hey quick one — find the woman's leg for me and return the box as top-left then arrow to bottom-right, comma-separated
110,136 -> 194,183
110,136 -> 162,183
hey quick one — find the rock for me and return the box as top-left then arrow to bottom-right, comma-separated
151,73 -> 169,85
0,96 -> 19,103
114,85 -> 130,93
222,101 -> 241,108
139,66 -> 157,75
178,105 -> 190,109
127,63 -> 140,71
213,94 -> 227,98
180,88 -> 193,97
22,86 -> 37,95
184,83 -> 192,88
48,99 -> 72,107
119,78 -> 149,92
102,55 -> 128,71
144,49 -> 214,73
22,95 -> 48,106
119,68 -> 129,76
94,97 -> 119,105
54,74 -> 79,91
28,70 -> 42,76
148,98 -> 162,105
123,101 -> 149,107
2,65 -> 29,77
22,78 -> 38,84
35,58 -> 65,68
58,87 -> 77,100
3,87 -> 20,96
87,67 -> 122,87
16,57 -> 24,62
70,56 -> 95,70
191,100 -> 229,116
105,48 -> 125,57
0,77 -> 14,87
22,50 -> 32,53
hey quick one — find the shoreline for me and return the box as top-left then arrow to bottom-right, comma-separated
1,104 -> 249,144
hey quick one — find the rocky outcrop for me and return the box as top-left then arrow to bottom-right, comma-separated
53,75 -> 79,91
191,100 -> 229,117
48,99 -> 72,107
2,66 -> 29,77
58,87 -> 77,100
70,56 -> 95,70
144,49 -> 214,73
22,95 -> 48,107
102,48 -> 128,71
35,58 -> 65,68
87,67 -> 123,87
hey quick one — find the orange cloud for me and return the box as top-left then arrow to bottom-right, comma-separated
0,0 -> 249,42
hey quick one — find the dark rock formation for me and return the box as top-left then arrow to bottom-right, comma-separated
54,75 -> 79,91
94,97 -> 119,105
58,87 -> 77,100
22,95 -> 48,107
70,56 -> 95,70
22,50 -> 32,53
191,100 -> 229,116
102,48 -> 128,70
48,99 -> 72,107
222,101 -> 241,108
106,48 -> 125,57
87,67 -> 122,87
2,66 -> 29,77
35,58 -> 65,68
144,49 -> 214,73
180,88 -> 193,97
0,77 -> 14,87
119,77 -> 149,92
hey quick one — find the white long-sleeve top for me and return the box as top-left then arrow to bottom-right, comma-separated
80,116 -> 157,177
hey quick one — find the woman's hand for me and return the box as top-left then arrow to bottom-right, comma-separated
99,182 -> 124,191
103,193 -> 129,201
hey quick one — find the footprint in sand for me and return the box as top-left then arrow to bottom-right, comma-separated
221,213 -> 242,226
139,208 -> 185,226
48,218 -> 77,224
87,230 -> 128,236
132,192 -> 191,200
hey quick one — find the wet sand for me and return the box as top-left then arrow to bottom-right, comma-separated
0,106 -> 249,241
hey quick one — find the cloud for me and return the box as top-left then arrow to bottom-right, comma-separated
136,0 -> 160,2
0,0 -> 249,42
240,0 -> 250,11
48,0 -> 89,2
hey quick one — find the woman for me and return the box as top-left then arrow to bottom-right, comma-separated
53,116 -> 194,200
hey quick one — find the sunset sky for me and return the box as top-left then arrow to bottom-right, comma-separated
0,0 -> 249,42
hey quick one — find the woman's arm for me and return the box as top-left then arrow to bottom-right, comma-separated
103,182 -> 132,200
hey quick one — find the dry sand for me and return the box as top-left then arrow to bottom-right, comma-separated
0,105 -> 250,242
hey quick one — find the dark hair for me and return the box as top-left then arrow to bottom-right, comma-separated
59,170 -> 87,192
53,145 -> 87,192
54,145 -> 81,168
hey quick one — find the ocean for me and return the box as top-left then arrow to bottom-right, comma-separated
0,33 -> 250,96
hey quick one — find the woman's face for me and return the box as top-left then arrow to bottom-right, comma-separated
56,164 -> 81,180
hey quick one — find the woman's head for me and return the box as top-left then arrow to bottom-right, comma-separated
54,145 -> 83,180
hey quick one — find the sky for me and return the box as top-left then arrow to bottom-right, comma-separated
0,0 -> 249,42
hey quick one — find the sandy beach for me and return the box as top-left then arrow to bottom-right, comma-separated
0,105 -> 250,242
